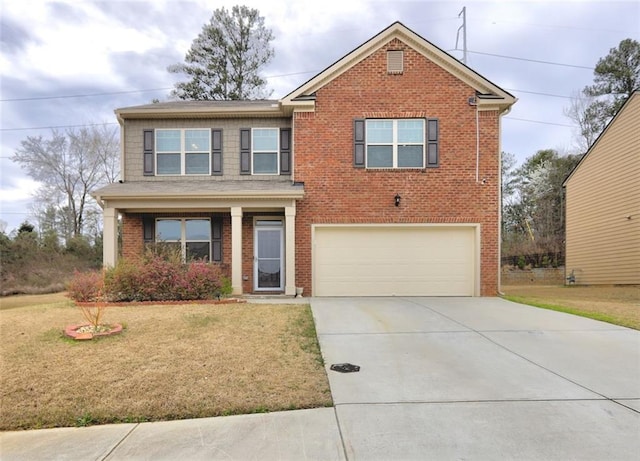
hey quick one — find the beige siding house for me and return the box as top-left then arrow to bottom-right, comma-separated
563,91 -> 640,285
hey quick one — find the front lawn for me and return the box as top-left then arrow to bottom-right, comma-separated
501,284 -> 640,330
0,296 -> 332,430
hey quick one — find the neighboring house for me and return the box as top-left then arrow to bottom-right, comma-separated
563,91 -> 640,285
92,22 -> 516,297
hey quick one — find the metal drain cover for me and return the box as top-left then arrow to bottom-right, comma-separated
330,363 -> 360,373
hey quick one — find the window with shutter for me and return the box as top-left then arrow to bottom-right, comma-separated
240,128 -> 251,174
155,218 -> 215,262
143,130 -> 154,175
212,129 -> 223,175
426,119 -> 439,167
211,218 -> 222,262
353,119 -> 366,168
355,118 -> 437,169
280,128 -> 291,175
150,129 -> 212,175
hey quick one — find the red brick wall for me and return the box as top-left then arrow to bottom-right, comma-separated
121,214 -> 144,260
293,39 -> 501,296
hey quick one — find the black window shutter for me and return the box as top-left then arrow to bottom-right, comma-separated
143,217 -> 155,242
212,129 -> 223,175
143,129 -> 154,175
426,118 -> 439,168
211,218 -> 222,262
353,119 -> 365,168
280,128 -> 291,175
240,128 -> 251,174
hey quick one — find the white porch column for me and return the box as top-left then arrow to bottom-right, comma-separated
103,207 -> 118,268
231,206 -> 243,295
284,204 -> 296,296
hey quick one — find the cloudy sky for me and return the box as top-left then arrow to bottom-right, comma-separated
1,0 -> 638,233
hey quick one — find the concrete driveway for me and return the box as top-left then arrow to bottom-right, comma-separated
311,297 -> 640,460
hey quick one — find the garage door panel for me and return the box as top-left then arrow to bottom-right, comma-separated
314,226 -> 475,296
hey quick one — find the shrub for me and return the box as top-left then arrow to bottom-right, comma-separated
178,262 -> 232,300
66,270 -> 103,302
77,255 -> 234,303
104,258 -> 144,302
138,254 -> 182,301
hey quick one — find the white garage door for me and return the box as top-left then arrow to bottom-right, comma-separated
313,225 -> 477,296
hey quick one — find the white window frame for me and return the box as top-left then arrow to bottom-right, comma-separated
155,129 -> 211,176
251,128 -> 279,175
155,218 -> 211,262
365,119 -> 425,169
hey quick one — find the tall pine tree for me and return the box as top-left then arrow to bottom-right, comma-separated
168,5 -> 274,100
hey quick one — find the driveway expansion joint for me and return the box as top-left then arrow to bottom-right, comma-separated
102,423 -> 140,461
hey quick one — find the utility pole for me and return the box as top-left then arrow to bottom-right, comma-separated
456,6 -> 468,64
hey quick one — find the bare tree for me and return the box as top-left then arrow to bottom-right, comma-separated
12,125 -> 119,242
564,91 -> 607,153
565,38 -> 640,153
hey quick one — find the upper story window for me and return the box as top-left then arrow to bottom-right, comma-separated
366,119 -> 424,168
239,127 -> 291,176
252,128 -> 279,174
156,129 -> 210,175
353,118 -> 439,169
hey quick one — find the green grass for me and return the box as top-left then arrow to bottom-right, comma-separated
501,294 -> 636,329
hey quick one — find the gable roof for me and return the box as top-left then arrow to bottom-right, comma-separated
114,21 -> 516,120
563,91 -> 639,187
280,21 -> 516,113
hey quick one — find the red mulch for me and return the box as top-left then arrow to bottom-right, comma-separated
73,298 -> 246,307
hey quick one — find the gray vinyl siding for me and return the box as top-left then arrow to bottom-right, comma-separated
123,118 -> 291,181
565,94 -> 640,284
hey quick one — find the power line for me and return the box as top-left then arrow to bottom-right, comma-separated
1,47 -> 592,105
467,50 -> 594,70
1,88 -> 172,103
0,122 -> 118,132
504,117 -> 574,128
505,88 -> 573,99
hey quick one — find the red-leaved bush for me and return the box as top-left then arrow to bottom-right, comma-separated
66,270 -> 103,302
67,254 -> 232,303
178,262 -> 229,300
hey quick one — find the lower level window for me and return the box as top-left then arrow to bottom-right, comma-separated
155,218 -> 211,261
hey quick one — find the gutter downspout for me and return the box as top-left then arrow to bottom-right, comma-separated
497,103 -> 514,296
475,103 -> 480,183
116,112 -> 126,182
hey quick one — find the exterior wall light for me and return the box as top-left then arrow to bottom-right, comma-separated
395,194 -> 401,206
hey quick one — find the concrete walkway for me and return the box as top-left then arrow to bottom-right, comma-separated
1,297 -> 639,460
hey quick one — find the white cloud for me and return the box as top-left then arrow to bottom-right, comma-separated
0,178 -> 41,202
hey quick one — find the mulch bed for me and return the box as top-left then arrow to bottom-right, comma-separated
73,298 -> 247,307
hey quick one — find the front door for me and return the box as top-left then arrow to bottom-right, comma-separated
254,221 -> 284,291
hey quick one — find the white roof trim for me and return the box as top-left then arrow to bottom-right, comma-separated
280,22 -> 515,112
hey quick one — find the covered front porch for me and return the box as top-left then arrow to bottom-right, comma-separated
93,180 -> 304,296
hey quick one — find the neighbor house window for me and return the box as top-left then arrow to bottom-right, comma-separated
155,218 -> 211,261
156,129 -> 210,175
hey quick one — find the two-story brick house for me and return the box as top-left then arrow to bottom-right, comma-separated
93,22 -> 516,297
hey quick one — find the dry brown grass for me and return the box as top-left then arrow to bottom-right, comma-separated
501,284 -> 640,330
0,296 -> 332,430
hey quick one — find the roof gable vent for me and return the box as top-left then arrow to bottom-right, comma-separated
387,50 -> 404,74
